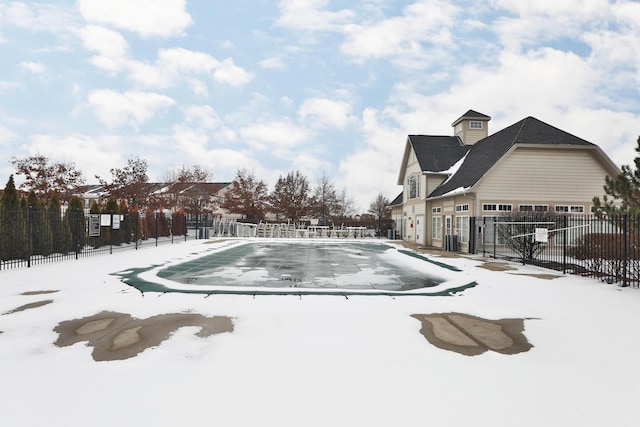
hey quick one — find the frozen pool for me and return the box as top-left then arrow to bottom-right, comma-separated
116,240 -> 477,296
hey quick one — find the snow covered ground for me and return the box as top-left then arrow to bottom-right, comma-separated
1,238 -> 639,427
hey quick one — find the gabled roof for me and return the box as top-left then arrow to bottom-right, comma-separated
389,192 -> 403,207
409,135 -> 468,173
452,109 -> 491,126
429,116 -> 597,198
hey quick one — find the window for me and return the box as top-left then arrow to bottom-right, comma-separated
455,204 -> 469,212
432,216 -> 442,240
408,175 -> 420,199
469,121 -> 483,129
519,204 -> 533,212
483,203 -> 511,212
535,205 -> 548,212
455,123 -> 462,133
455,216 -> 469,243
432,207 -> 442,213
555,205 -> 583,213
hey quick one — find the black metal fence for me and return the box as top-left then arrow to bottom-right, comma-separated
471,214 -> 640,287
0,208 -> 193,270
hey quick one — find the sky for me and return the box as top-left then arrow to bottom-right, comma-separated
1,0 -> 640,212
2,238 -> 640,426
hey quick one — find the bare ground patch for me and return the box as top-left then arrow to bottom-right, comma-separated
412,313 -> 534,356
54,311 -> 234,361
3,300 -> 53,315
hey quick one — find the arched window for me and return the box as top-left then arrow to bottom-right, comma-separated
408,175 -> 419,199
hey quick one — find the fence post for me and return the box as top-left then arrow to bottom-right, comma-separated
623,214 -> 628,287
562,215 -> 567,274
27,206 -> 33,268
110,211 -> 113,255
155,212 -> 159,246
492,217 -> 497,259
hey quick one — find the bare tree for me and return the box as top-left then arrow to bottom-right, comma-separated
10,154 -> 85,202
163,165 -> 215,213
334,188 -> 357,220
96,156 -> 150,208
368,193 -> 391,236
269,170 -> 311,222
310,173 -> 340,224
220,169 -> 268,220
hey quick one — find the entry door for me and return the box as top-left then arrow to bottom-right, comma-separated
445,215 -> 452,237
415,215 -> 424,244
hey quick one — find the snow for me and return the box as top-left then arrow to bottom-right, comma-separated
1,239 -> 640,426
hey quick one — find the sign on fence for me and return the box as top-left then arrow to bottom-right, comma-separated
535,228 -> 549,243
89,214 -> 100,236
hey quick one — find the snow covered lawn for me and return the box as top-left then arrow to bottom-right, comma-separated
1,239 -> 639,426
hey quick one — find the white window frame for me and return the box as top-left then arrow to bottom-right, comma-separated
555,205 -> 569,213
535,205 -> 548,212
469,121 -> 483,129
455,216 -> 469,243
483,203 -> 511,212
408,175 -> 420,199
455,204 -> 469,212
519,204 -> 533,212
432,216 -> 442,240
432,207 -> 442,213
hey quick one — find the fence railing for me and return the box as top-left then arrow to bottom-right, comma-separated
472,214 -> 640,287
0,209 -> 193,270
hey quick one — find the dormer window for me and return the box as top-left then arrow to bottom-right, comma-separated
469,121 -> 483,129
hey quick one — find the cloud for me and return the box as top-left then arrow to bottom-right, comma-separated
340,0 -> 458,63
20,62 -> 45,74
77,33 -> 253,90
0,123 -> 19,145
78,25 -> 129,72
260,56 -> 286,69
213,59 -> 254,87
276,0 -> 355,31
87,90 -> 175,128
298,98 -> 353,129
239,119 -> 309,151
27,133 -> 126,181
77,0 -> 193,38
0,2 -> 77,33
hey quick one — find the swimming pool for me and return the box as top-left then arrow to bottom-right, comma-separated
115,240 -> 477,297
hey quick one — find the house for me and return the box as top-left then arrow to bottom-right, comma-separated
72,182 -> 233,216
396,110 -> 621,252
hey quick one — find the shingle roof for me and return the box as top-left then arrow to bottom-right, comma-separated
429,116 -> 595,198
451,109 -> 491,126
389,192 -> 403,207
408,135 -> 468,173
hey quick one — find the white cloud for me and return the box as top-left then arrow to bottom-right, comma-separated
276,0 -> 355,31
78,25 -> 129,73
260,56 -> 286,69
298,98 -> 353,129
20,61 -> 45,74
28,133 -> 126,181
340,0 -> 458,62
213,59 -> 254,87
87,89 -> 175,128
182,105 -> 221,130
0,123 -> 18,145
239,120 -> 309,151
77,0 -> 192,38
0,2 -> 77,33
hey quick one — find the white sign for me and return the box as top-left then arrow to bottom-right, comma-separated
535,228 -> 548,243
112,215 -> 120,230
100,214 -> 111,226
